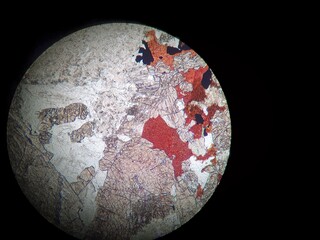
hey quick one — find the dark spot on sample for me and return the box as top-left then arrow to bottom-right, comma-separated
195,114 -> 204,124
201,68 -> 212,89
203,128 -> 208,136
167,41 -> 191,55
167,46 -> 182,55
159,56 -> 163,59
135,40 -> 154,65
127,106 -> 139,115
178,41 -> 191,50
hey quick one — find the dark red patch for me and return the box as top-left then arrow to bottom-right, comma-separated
174,66 -> 225,141
189,124 -> 203,139
196,184 -> 204,198
181,66 -> 209,104
141,115 -> 193,179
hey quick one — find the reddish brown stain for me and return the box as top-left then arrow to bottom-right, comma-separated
141,31 -> 227,180
196,184 -> 204,198
145,30 -> 196,69
211,157 -> 217,166
180,66 -> 209,104
175,73 -> 225,143
141,115 -> 193,179
189,124 -> 203,139
210,79 -> 219,88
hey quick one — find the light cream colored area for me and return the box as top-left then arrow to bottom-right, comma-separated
188,136 -> 207,156
78,182 -> 98,227
18,81 -> 109,231
117,134 -> 131,142
19,80 -> 108,180
46,121 -> 105,183
176,99 -> 185,111
204,132 -> 214,148
188,156 -> 214,188
174,52 -> 207,72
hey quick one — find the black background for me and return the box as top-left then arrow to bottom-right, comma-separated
1,4 -> 275,239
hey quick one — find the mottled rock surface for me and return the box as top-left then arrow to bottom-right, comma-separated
7,23 -> 231,239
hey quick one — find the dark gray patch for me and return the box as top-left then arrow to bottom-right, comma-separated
127,105 -> 139,116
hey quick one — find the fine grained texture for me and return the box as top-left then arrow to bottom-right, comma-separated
7,23 -> 231,239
